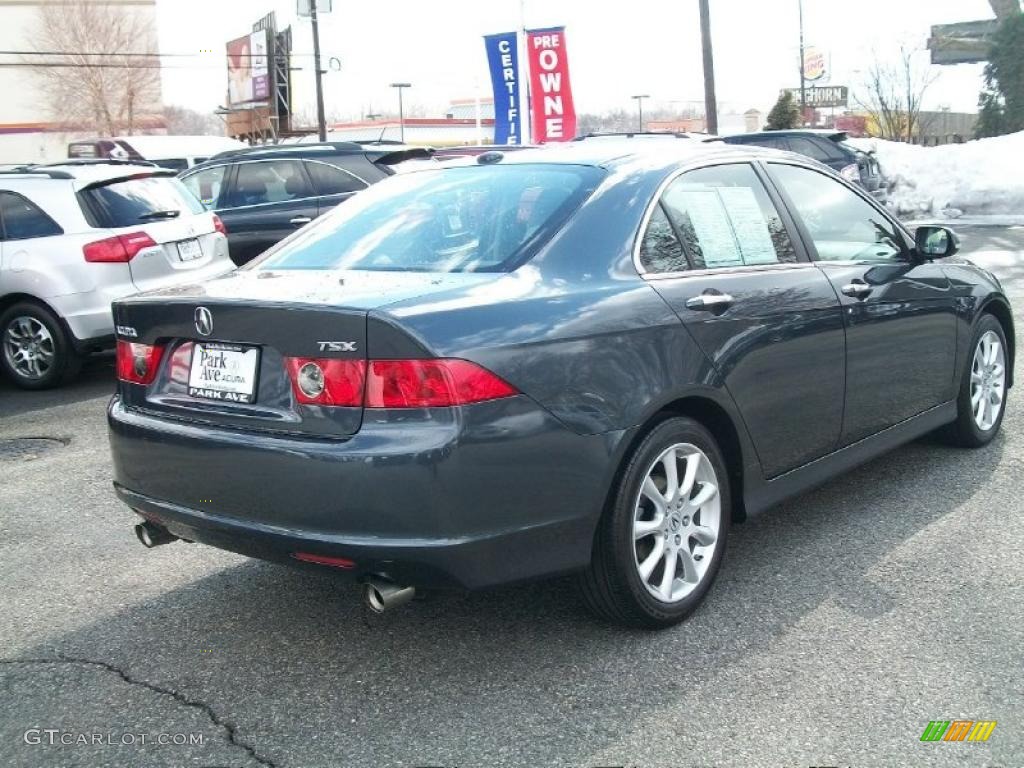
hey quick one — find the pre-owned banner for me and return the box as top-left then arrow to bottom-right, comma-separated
483,32 -> 523,144
526,27 -> 576,142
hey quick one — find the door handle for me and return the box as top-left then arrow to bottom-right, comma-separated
290,216 -> 313,226
685,292 -> 735,311
841,281 -> 873,299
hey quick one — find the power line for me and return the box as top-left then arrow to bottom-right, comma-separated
0,49 -> 317,58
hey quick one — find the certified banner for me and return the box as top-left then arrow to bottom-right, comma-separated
526,26 -> 576,142
484,32 -> 523,144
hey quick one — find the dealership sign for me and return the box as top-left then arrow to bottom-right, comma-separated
782,85 -> 848,108
484,32 -> 522,144
526,27 -> 576,142
483,26 -> 577,144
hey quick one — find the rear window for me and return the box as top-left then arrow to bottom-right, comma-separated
80,175 -> 204,228
255,164 -> 604,273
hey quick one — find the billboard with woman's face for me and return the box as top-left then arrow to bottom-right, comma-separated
227,31 -> 269,106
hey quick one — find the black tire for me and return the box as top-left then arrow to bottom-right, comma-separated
0,301 -> 82,390
945,313 -> 1008,448
579,416 -> 731,629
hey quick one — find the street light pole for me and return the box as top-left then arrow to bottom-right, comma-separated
631,94 -> 649,132
798,0 -> 807,126
310,0 -> 327,142
698,0 -> 718,135
390,82 -> 411,143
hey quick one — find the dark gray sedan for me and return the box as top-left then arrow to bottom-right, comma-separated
108,141 -> 1014,628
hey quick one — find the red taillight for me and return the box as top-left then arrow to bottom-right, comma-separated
365,359 -> 518,408
283,357 -> 367,406
83,231 -> 157,263
116,340 -> 165,385
212,214 -> 227,235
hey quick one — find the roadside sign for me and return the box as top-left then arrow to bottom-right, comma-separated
928,20 -> 998,65
297,0 -> 331,16
783,85 -> 848,108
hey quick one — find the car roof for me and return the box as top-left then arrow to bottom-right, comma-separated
723,129 -> 848,141
0,161 -> 173,186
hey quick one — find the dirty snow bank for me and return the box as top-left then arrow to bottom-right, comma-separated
848,132 -> 1024,217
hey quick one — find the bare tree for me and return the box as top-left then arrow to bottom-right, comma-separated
163,106 -> 220,136
855,46 -> 938,142
26,1 -> 162,136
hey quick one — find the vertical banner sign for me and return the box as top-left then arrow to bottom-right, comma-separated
484,32 -> 522,144
526,27 -> 576,142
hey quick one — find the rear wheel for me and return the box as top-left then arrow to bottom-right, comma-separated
580,417 -> 730,629
946,314 -> 1008,448
0,302 -> 81,390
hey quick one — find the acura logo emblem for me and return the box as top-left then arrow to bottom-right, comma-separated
194,306 -> 213,337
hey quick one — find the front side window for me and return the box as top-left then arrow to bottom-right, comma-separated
229,160 -> 313,207
0,191 -> 63,240
181,166 -> 226,210
770,163 -> 905,262
256,164 -> 604,273
640,163 -> 796,273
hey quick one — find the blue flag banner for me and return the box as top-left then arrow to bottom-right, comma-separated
484,32 -> 521,144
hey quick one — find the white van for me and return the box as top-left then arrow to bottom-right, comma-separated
67,135 -> 248,172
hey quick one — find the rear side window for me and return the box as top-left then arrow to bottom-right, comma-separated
641,163 -> 796,273
80,176 -> 203,228
0,191 -> 63,240
784,137 -> 833,161
305,161 -> 367,195
229,160 -> 313,207
181,166 -> 227,210
256,164 -> 604,273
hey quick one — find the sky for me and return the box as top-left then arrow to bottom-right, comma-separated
156,0 -> 996,123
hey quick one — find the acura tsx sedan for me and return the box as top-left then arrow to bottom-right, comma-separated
108,141 -> 1013,628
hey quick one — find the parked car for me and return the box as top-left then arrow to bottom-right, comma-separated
715,130 -> 887,202
178,143 -> 431,266
0,160 -> 233,389
67,135 -> 248,172
108,141 -> 1012,628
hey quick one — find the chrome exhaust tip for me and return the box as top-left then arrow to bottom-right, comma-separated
134,520 -> 178,548
363,577 -> 415,613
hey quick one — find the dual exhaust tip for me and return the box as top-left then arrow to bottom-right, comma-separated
134,520 -> 414,613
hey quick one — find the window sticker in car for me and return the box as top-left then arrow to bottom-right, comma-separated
676,188 -> 743,268
716,187 -> 778,265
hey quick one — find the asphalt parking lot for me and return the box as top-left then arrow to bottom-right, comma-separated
2,223 -> 1022,768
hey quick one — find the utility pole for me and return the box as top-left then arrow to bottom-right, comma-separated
310,0 -> 327,141
390,83 -> 411,142
698,0 -> 718,135
798,0 -> 807,127
632,94 -> 649,131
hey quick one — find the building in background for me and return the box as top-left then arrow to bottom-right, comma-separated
0,0 -> 164,164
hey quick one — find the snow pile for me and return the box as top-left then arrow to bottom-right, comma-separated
847,132 -> 1024,217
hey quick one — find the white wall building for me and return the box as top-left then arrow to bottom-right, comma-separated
0,0 -> 163,164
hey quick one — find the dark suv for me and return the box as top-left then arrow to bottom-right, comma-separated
716,130 -> 886,202
179,143 -> 429,265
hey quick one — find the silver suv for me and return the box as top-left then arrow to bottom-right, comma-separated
0,161 -> 233,389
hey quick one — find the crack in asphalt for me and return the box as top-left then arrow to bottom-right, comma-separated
0,654 -> 276,768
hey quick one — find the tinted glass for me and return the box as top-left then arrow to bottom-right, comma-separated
306,161 -> 367,195
81,176 -> 203,228
229,160 -> 313,207
658,163 -> 796,270
257,164 -> 604,273
638,204 -> 687,273
181,166 -> 226,209
785,136 -> 832,161
0,192 -> 63,240
771,163 -> 904,262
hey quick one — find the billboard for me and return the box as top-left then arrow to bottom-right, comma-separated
227,31 -> 269,106
928,20 -> 998,65
483,32 -> 522,144
783,85 -> 848,108
526,27 -> 576,143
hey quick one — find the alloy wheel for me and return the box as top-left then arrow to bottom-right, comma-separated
632,442 -> 721,603
3,316 -> 55,381
970,330 -> 1006,432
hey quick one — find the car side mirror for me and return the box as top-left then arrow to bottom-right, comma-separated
914,225 -> 959,259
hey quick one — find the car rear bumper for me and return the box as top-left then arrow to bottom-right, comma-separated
108,395 -> 627,589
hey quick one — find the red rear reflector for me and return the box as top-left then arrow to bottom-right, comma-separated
292,552 -> 356,569
116,340 -> 165,385
365,359 -> 518,408
284,357 -> 366,406
212,214 -> 227,235
83,231 -> 157,263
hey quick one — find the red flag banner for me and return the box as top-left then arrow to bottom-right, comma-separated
526,27 -> 576,142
